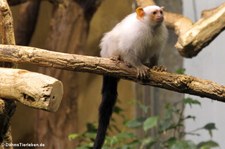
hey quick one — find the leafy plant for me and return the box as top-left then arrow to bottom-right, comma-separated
69,98 -> 219,149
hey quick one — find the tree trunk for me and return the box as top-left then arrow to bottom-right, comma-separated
0,0 -> 16,148
35,0 -> 101,148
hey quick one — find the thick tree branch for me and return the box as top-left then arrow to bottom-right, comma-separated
136,0 -> 155,7
0,44 -> 225,102
0,68 -> 63,112
175,3 -> 225,57
136,0 -> 225,58
0,0 -> 15,45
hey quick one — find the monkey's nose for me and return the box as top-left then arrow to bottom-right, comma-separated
156,16 -> 163,22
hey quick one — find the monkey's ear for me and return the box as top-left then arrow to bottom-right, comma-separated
136,7 -> 145,18
160,6 -> 165,10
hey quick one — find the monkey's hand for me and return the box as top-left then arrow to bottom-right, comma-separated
137,65 -> 150,79
110,56 -> 123,66
110,55 -> 121,61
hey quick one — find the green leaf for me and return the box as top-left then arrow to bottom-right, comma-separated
68,133 -> 79,141
176,68 -> 186,74
125,119 -> 142,128
141,137 -> 156,148
159,108 -> 176,132
113,105 -> 123,114
84,132 -> 96,139
197,140 -> 219,149
117,132 -> 136,140
125,117 -> 145,128
203,123 -> 216,130
120,140 -> 139,149
202,123 -> 217,137
77,146 -> 91,149
86,122 -> 97,132
108,136 -> 119,146
169,140 -> 197,149
138,103 -> 149,114
184,98 -> 201,107
166,137 -> 177,147
143,116 -> 158,132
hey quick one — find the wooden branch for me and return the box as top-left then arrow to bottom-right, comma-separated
0,44 -> 225,102
136,0 -> 225,58
0,67 -> 63,112
0,0 -> 16,146
175,3 -> 225,57
0,0 -> 15,45
0,0 -> 15,68
164,12 -> 193,35
136,0 -> 155,7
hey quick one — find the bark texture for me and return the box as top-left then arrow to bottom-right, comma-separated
0,45 -> 224,102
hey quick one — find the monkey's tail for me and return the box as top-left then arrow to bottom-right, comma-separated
93,75 -> 119,149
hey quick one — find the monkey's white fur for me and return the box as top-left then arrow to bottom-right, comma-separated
100,5 -> 168,77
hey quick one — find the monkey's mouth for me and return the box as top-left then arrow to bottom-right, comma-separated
156,17 -> 163,23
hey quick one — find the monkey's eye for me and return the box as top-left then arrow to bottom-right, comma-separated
160,10 -> 163,14
153,11 -> 157,15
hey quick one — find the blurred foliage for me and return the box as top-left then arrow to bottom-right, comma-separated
68,97 -> 219,149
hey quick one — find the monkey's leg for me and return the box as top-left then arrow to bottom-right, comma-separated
122,56 -> 149,79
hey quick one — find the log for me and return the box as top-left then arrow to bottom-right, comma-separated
0,44 -> 225,102
0,67 -> 63,112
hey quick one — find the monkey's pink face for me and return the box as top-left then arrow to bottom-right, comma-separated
136,6 -> 165,26
150,9 -> 164,24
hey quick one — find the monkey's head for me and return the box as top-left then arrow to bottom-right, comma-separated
136,5 -> 164,27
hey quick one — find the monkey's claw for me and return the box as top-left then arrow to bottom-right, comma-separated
110,56 -> 122,65
110,56 -> 121,61
152,65 -> 167,72
137,65 -> 150,79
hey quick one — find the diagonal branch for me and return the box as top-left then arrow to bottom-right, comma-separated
0,44 -> 225,102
